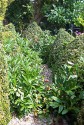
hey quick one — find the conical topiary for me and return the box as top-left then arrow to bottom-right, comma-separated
23,22 -> 43,50
65,33 -> 84,84
49,28 -> 74,74
65,33 -> 84,64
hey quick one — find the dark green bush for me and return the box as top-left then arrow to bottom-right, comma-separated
5,0 -> 34,32
65,33 -> 84,64
65,33 -> 84,85
23,22 -> 43,51
49,28 -> 74,74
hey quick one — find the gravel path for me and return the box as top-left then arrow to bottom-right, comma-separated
8,114 -> 53,125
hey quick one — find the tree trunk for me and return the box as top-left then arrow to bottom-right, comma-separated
33,0 -> 43,24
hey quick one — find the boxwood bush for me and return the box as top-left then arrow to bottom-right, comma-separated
0,23 -> 16,41
0,41 -> 11,125
23,22 -> 55,63
65,33 -> 84,85
49,28 -> 74,75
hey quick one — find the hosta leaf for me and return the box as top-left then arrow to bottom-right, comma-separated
71,95 -> 76,99
27,105 -> 34,109
50,102 -> 59,108
51,96 -> 61,103
58,105 -> 63,113
62,109 -> 68,115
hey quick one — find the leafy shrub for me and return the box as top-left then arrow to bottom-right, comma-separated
40,62 -> 83,125
73,1 -> 84,27
49,28 -> 74,74
23,22 -> 55,63
0,41 -> 11,125
46,31 -> 84,123
45,63 -> 83,116
65,33 -> 84,64
3,30 -> 46,116
39,30 -> 56,63
5,0 -> 34,32
65,33 -> 84,89
41,1 -> 84,31
0,23 -> 16,40
47,6 -> 67,28
23,22 -> 43,51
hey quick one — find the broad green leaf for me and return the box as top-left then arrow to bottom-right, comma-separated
58,105 -> 63,113
50,102 -> 59,108
62,109 -> 68,115
51,96 -> 61,103
27,105 -> 34,109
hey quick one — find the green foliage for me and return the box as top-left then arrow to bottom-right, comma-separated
0,0 -> 8,21
23,22 -> 43,50
41,0 -> 84,30
5,0 -> 34,31
65,33 -> 84,86
0,41 -> 11,125
47,5 -> 68,27
3,29 -> 46,116
45,63 -> 83,115
0,21 -> 3,31
0,1 -> 83,123
0,23 -> 16,41
23,22 -> 55,63
47,31 -> 84,119
49,28 -> 74,74
65,33 -> 84,64
73,1 -> 84,26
